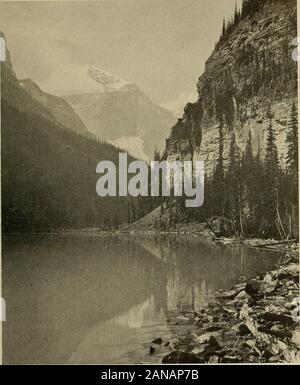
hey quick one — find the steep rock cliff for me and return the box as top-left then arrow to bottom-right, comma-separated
166,0 -> 297,174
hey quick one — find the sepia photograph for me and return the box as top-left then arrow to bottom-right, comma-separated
0,0 -> 299,367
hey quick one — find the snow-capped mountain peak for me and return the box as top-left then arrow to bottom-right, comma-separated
39,64 -> 132,96
87,65 -> 131,91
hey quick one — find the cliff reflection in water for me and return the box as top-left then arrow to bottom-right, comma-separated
130,235 -> 281,313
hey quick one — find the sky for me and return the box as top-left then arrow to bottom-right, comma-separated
0,0 -> 242,104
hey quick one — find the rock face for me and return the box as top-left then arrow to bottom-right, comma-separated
166,0 -> 297,174
161,90 -> 198,118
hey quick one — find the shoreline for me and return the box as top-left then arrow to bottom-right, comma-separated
148,244 -> 300,364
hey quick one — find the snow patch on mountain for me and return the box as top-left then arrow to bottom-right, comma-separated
40,64 -> 132,96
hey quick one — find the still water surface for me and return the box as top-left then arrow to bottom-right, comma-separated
2,234 -> 281,363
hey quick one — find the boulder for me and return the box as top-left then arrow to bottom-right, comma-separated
245,279 -> 261,296
260,312 -> 295,326
208,355 -> 219,363
235,290 -> 252,300
149,346 -> 155,355
207,216 -> 235,237
151,337 -> 163,345
192,333 -> 222,355
162,351 -> 203,364
235,323 -> 252,336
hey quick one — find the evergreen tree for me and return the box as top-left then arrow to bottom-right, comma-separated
241,0 -> 262,19
286,102 -> 298,177
212,119 -> 225,215
113,215 -> 119,230
226,133 -> 244,235
285,102 -> 298,237
242,132 -> 264,235
234,2 -> 240,25
263,108 -> 280,236
244,131 -> 254,167
153,148 -> 161,161
222,17 -> 226,37
265,108 -> 279,174
242,132 -> 254,209
252,148 -> 265,235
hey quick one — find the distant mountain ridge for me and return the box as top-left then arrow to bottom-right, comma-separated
41,65 -> 176,160
0,34 -> 135,232
19,78 -> 92,137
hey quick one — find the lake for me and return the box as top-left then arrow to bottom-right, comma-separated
2,233 -> 281,364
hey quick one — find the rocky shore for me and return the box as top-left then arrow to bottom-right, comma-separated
149,245 -> 299,364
